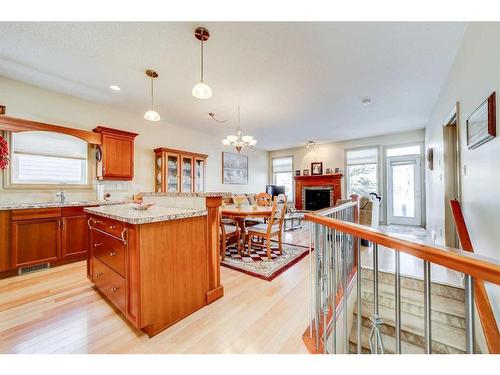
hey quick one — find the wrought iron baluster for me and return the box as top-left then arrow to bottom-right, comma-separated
343,210 -> 348,353
395,251 -> 401,354
424,260 -> 432,354
309,220 -> 313,338
368,243 -> 384,354
331,222 -> 337,354
356,236 -> 361,354
465,274 -> 475,354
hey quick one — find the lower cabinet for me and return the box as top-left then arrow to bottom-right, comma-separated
12,218 -> 61,268
9,206 -> 94,270
61,215 -> 90,260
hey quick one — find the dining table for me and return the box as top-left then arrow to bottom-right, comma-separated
221,204 -> 273,249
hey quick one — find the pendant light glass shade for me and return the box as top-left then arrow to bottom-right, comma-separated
192,82 -> 212,99
144,110 -> 161,122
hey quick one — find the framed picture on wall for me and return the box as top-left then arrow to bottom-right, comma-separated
311,162 -> 323,175
466,91 -> 496,149
222,152 -> 248,184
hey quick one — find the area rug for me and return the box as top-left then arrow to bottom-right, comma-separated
220,243 -> 310,281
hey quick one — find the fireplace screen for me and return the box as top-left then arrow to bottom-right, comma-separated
304,188 -> 331,211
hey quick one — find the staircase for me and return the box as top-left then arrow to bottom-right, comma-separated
349,268 -> 471,354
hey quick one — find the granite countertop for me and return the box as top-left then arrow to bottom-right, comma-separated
0,200 -> 128,211
140,192 -> 227,197
84,204 -> 208,225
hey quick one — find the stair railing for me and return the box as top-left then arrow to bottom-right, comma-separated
303,201 -> 500,354
450,200 -> 500,353
303,196 -> 360,354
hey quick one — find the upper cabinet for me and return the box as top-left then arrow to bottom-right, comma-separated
93,126 -> 138,180
154,148 -> 207,193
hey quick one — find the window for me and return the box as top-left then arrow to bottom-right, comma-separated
9,131 -> 88,185
386,144 -> 421,157
272,156 -> 293,200
346,148 -> 378,197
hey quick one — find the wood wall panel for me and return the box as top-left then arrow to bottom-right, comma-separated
0,211 -> 12,272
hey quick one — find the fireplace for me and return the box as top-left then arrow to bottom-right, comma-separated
304,188 -> 332,211
293,174 -> 343,211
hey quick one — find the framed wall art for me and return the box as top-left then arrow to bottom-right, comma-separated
222,152 -> 248,184
466,92 -> 496,149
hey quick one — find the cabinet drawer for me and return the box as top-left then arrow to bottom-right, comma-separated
89,216 -> 126,239
12,208 -> 61,221
92,256 -> 126,313
91,229 -> 125,276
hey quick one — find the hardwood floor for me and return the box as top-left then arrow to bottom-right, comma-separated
0,225 -> 312,354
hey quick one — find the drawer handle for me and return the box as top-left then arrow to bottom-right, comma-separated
94,243 -> 103,247
95,272 -> 103,277
109,252 -> 117,257
110,287 -> 119,292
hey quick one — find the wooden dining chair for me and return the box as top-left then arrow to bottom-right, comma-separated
255,192 -> 272,206
246,195 -> 287,259
220,217 -> 241,260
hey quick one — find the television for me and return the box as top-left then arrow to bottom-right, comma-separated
266,185 -> 286,198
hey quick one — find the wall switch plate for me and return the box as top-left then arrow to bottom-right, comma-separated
463,165 -> 467,176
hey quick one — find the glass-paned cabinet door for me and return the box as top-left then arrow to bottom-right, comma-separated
166,154 -> 180,192
194,158 -> 205,192
181,156 -> 193,192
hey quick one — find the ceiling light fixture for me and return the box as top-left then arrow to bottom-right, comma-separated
192,27 -> 212,99
361,97 -> 371,106
211,105 -> 257,152
109,85 -> 121,91
306,140 -> 317,149
144,69 -> 160,122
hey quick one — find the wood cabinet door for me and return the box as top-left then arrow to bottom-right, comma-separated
12,218 -> 61,268
102,134 -> 134,179
61,215 -> 89,260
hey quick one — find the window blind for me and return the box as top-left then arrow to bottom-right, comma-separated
346,148 -> 378,165
272,157 -> 293,173
11,131 -> 88,185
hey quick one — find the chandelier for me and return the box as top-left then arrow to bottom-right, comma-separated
210,105 -> 257,152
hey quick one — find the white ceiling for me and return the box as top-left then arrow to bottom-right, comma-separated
0,22 -> 466,150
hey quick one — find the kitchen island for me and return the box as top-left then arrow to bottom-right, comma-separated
85,195 -> 223,337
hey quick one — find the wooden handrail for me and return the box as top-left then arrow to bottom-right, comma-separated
449,200 -> 500,354
304,213 -> 500,285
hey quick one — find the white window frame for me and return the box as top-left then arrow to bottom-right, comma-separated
2,131 -> 93,190
271,156 -> 294,202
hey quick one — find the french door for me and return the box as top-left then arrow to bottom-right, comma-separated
386,155 -> 422,226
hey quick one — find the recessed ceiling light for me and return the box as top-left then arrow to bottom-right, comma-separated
361,97 -> 371,106
109,85 -> 121,91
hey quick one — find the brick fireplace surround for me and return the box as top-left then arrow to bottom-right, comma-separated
293,174 -> 343,211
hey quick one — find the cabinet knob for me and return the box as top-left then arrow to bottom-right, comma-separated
110,287 -> 118,292
95,272 -> 103,277
94,243 -> 103,247
109,252 -> 117,257
109,225 -> 116,230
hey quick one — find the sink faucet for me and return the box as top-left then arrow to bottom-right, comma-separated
56,190 -> 66,204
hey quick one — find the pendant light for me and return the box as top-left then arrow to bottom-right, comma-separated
144,69 -> 160,122
192,27 -> 212,99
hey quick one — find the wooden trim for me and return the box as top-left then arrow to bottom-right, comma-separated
294,173 -> 343,180
449,199 -> 500,354
304,213 -> 500,285
0,115 -> 102,145
205,196 -> 223,303
93,126 -> 138,139
154,147 -> 208,159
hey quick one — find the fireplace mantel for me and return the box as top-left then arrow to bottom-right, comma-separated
293,174 -> 343,210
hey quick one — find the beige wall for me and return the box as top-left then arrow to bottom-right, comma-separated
424,23 -> 500,327
0,77 -> 269,203
269,129 -> 425,221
